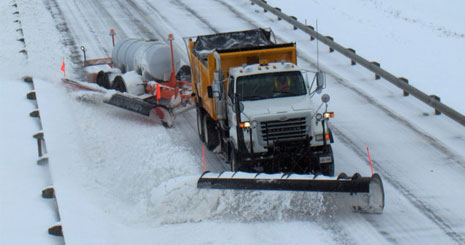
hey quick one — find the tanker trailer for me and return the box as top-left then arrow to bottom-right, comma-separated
63,33 -> 193,127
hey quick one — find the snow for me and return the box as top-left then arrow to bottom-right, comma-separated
267,0 -> 465,115
2,0 -> 465,244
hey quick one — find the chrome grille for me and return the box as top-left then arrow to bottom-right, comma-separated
260,117 -> 307,142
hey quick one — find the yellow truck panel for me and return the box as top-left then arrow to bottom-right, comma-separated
188,39 -> 297,121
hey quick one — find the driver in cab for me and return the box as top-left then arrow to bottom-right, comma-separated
274,76 -> 291,93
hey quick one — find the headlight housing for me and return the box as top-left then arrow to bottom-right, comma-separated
239,121 -> 251,128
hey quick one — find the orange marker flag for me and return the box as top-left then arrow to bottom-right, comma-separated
60,58 -> 66,77
156,83 -> 161,104
367,146 -> 374,175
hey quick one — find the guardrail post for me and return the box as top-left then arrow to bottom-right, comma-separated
347,48 -> 356,65
326,36 -> 335,52
262,0 -> 267,12
48,224 -> 63,236
23,76 -> 33,84
307,26 -> 315,41
33,132 -> 44,157
399,77 -> 409,96
371,62 -> 381,80
275,8 -> 281,20
290,16 -> 297,30
30,110 -> 40,118
42,186 -> 55,199
430,95 -> 441,115
27,91 -> 36,100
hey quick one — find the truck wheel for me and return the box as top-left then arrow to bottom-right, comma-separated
96,71 -> 111,89
203,113 -> 219,150
322,162 -> 334,176
196,107 -> 205,142
112,75 -> 127,92
230,147 -> 240,172
321,145 -> 335,176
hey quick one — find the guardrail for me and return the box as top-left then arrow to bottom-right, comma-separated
251,0 -> 465,128
25,76 -> 64,238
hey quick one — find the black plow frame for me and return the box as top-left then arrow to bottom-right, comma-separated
198,172 -> 382,193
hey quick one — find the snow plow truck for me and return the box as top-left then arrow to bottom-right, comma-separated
188,29 -> 384,213
63,28 -> 384,213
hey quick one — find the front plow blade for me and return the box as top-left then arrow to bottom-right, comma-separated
198,172 -> 384,213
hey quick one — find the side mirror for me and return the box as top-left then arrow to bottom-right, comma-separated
232,101 -> 245,113
321,93 -> 330,103
315,71 -> 326,94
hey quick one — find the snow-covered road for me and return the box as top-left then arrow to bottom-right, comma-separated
2,0 -> 465,244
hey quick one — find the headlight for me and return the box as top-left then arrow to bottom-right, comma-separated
323,112 -> 334,119
240,121 -> 251,128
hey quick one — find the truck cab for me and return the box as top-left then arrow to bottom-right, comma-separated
226,61 -> 334,174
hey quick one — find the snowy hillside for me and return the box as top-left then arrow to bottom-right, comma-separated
1,0 -> 465,244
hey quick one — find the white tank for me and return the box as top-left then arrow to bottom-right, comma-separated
112,39 -> 180,81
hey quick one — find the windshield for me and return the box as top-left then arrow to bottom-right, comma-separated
236,71 -> 307,101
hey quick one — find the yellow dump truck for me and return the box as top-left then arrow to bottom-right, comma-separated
189,29 -> 384,213
188,28 -> 334,173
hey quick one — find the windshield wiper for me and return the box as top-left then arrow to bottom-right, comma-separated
243,95 -> 267,101
272,90 -> 301,96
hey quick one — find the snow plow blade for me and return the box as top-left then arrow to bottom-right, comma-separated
198,172 -> 385,213
105,94 -> 174,127
105,93 -> 155,116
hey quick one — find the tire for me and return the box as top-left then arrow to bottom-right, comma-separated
322,162 -> 334,176
203,113 -> 219,150
196,107 -> 205,142
230,146 -> 240,172
321,145 -> 335,176
176,65 -> 191,82
96,71 -> 111,89
112,75 -> 127,92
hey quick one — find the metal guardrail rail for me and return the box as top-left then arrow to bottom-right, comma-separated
25,76 -> 65,239
251,0 -> 465,128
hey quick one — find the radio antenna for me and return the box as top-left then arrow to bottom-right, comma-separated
316,19 -> 320,71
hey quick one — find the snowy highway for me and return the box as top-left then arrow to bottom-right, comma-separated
2,0 -> 465,244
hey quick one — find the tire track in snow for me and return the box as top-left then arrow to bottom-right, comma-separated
43,0 -> 85,79
71,0 -> 128,54
92,0 -> 225,172
218,1 -> 465,243
47,0 -> 465,242
331,126 -> 465,244
140,1 -> 359,244
216,0 -> 465,170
